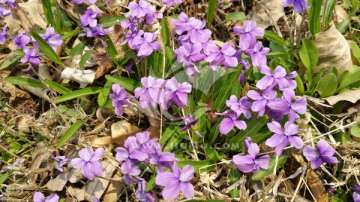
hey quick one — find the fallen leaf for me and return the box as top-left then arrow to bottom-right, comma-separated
61,67 -> 96,88
306,170 -> 329,202
314,25 -> 352,74
103,172 -> 124,202
93,40 -> 115,79
250,0 -> 285,29
17,0 -> 47,31
325,88 -> 360,105
334,5 -> 347,24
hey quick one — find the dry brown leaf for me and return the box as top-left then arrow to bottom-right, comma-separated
314,25 -> 352,74
93,40 -> 114,79
28,143 -> 52,182
250,0 -> 285,29
325,88 -> 360,105
17,0 -> 47,31
103,172 -> 124,202
306,170 -> 329,202
334,5 -> 347,24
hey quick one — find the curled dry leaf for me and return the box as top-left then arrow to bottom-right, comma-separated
103,172 -> 124,202
314,25 -> 352,74
61,67 -> 96,88
334,5 -> 348,24
0,71 -> 32,102
250,0 -> 285,29
306,170 -> 329,202
325,88 -> 360,105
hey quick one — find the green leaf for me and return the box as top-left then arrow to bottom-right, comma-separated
145,174 -> 156,191
333,132 -> 352,144
70,42 -> 86,58
44,78 -> 71,94
160,125 -> 177,144
57,120 -> 84,148
308,0 -> 322,36
4,76 -> 45,89
336,19 -> 350,33
324,0 -> 336,30
55,9 -> 62,34
61,30 -> 80,41
80,51 -> 92,70
264,30 -> 285,46
299,39 -> 319,72
104,35 -> 119,65
163,127 -> 184,152
225,12 -> 247,21
0,172 -> 9,185
54,86 -> 102,103
337,69 -> 360,92
30,32 -> 63,66
99,15 -> 126,28
252,156 -> 287,180
105,75 -> 140,92
213,71 -> 240,111
316,73 -> 337,97
206,0 -> 217,24
41,0 -> 54,26
97,81 -> 112,107
205,147 -> 221,162
160,17 -> 170,47
0,54 -> 22,70
177,160 -> 215,173
295,76 -> 305,95
350,42 -> 360,64
229,168 -> 241,198
350,123 -> 360,137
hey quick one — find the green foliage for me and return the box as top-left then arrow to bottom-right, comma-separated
299,39 -> 319,73
79,51 -> 92,70
57,120 -> 84,148
44,78 -> 71,94
99,16 -> 126,28
30,32 -> 63,66
350,124 -> 360,137
308,0 -> 322,36
105,75 -> 140,92
206,0 -> 217,24
0,54 -> 23,71
323,0 -> 336,30
316,73 -> 337,97
41,0 -> 54,26
252,155 -> 287,180
54,86 -> 102,103
4,76 -> 45,89
225,12 -> 247,21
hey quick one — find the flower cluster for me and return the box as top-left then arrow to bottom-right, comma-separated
13,33 -> 42,68
0,0 -> 15,18
79,7 -> 109,38
134,76 -> 192,110
121,0 -> 162,57
115,131 -> 195,200
51,155 -> 69,172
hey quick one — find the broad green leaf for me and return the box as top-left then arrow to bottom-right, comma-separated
80,51 -> 92,70
54,86 -> 102,103
105,75 -> 140,92
336,19 -> 350,33
161,17 -> 170,46
334,132 -> 352,144
316,73 -> 337,98
350,42 -> 360,64
225,12 -> 247,21
0,172 -> 9,185
163,127 -> 183,152
337,69 -> 360,92
41,0 -> 54,26
308,0 -> 322,36
99,15 -> 126,28
44,79 -> 71,94
350,124 -> 360,137
160,125 -> 177,144
4,76 -> 45,89
252,156 -> 287,180
70,42 -> 86,58
299,39 -> 319,72
104,35 -> 119,65
324,0 -> 336,30
57,120 -> 84,148
213,71 -> 240,111
206,0 -> 217,24
205,146 -> 221,162
145,175 -> 156,191
30,32 -> 63,66
97,81 -> 112,107
0,54 -> 22,70
264,30 -> 285,46
295,76 -> 305,95
61,30 -> 80,41
177,160 -> 215,173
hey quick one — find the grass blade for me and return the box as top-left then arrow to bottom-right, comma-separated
57,120 -> 84,148
30,32 -> 63,66
207,0 -> 217,24
44,78 -> 71,94
0,54 -> 22,70
4,76 -> 45,89
54,86 -> 102,103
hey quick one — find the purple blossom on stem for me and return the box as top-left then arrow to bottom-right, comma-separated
72,0 -> 97,4
136,180 -> 155,202
135,32 -> 161,57
282,0 -> 309,14
14,33 -> 31,50
180,18 -> 212,43
122,164 -> 142,185
71,147 -> 104,180
219,112 -> 247,135
303,139 -> 339,169
175,42 -> 205,75
247,89 -> 277,116
233,137 -> 270,173
0,26 -> 7,43
134,76 -> 165,108
83,25 -> 109,38
354,182 -> 360,193
233,20 -> 264,51
226,95 -> 252,118
172,12 -> 191,36
51,155 -> 69,172
156,165 -> 195,200
265,121 -> 304,155
80,8 -> 102,28
128,0 -> 160,24
180,115 -> 198,132
122,29 -> 144,50
0,5 -> 11,17
21,48 -> 42,66
256,66 -> 289,90
164,77 -> 192,109
109,84 -> 131,116
354,192 -> 360,202
33,192 -> 59,202
162,0 -> 182,7
1,0 -> 16,8
244,42 -> 270,67
39,27 -> 62,51
205,42 -> 238,70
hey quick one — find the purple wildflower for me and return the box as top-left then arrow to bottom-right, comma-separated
21,48 -> 42,66
233,20 -> 264,51
181,18 -> 212,43
122,29 -> 144,50
244,42 -> 270,67
265,121 -> 304,155
233,137 -> 270,173
72,0 -> 97,4
219,112 -> 247,135
354,182 -> 360,192
172,12 -> 191,36
225,95 -> 252,118
135,32 -> 161,57
156,165 -> 195,200
71,147 -> 104,180
136,180 -> 156,202
128,0 -> 160,24
14,33 -> 31,50
205,42 -> 238,70
303,139 -> 339,169
80,8 -> 102,28
33,192 -> 59,202
51,155 -> 69,172
122,164 -> 142,185
256,66 -> 290,90
162,0 -> 182,7
163,77 -> 192,109
39,27 -> 62,51
134,76 -> 165,108
0,0 -> 16,8
180,115 -> 198,132
92,197 -> 100,202
247,89 -> 277,116
83,25 -> 109,38
175,42 -> 205,75
0,5 -> 11,17
109,84 -> 131,116
0,26 -> 7,43
354,192 -> 360,202
282,0 -> 309,14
